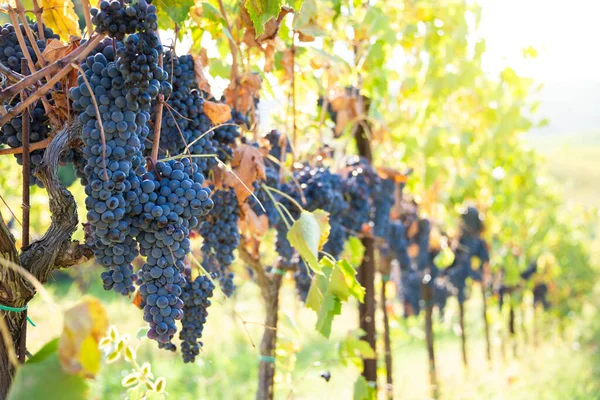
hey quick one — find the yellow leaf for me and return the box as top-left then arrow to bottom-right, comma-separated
41,0 -> 81,41
58,296 -> 109,378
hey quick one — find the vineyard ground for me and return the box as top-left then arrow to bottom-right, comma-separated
25,276 -> 600,400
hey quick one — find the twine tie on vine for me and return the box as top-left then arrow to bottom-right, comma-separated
0,303 -> 36,326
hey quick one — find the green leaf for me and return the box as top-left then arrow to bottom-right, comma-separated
353,376 -> 376,400
202,2 -> 222,21
245,0 -> 284,35
156,0 -> 195,28
343,236 -> 365,266
337,260 -> 365,302
305,270 -> 329,313
26,338 -> 59,364
305,259 -> 365,338
315,293 -> 342,338
8,352 -> 88,400
287,210 -> 330,273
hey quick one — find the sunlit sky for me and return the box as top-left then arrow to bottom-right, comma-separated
480,0 -> 600,135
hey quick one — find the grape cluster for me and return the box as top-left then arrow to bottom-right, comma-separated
212,119 -> 240,162
373,178 -> 395,238
0,23 -> 60,186
70,41 -> 148,296
149,53 -> 217,176
91,0 -> 158,40
136,159 -> 213,344
199,188 -> 240,297
533,283 -> 549,310
446,232 -> 486,303
179,272 -> 215,363
340,169 -> 371,234
0,23 -> 59,73
415,219 -> 431,271
388,220 -> 411,270
400,270 -> 422,317
0,100 -> 49,187
265,130 -> 291,172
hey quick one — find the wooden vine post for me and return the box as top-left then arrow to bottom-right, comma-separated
422,274 -> 438,398
354,110 -> 378,386
481,279 -> 492,364
508,301 -> 517,358
458,300 -> 468,368
379,255 -> 393,397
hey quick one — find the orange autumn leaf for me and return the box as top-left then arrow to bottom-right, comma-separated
203,101 -> 232,125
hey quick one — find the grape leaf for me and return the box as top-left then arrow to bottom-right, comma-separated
353,376 -> 376,400
305,258 -> 365,337
8,341 -> 88,400
203,101 -> 232,125
244,0 -> 284,35
41,0 -> 81,40
287,209 -> 330,273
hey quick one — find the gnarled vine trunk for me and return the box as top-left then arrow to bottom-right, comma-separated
0,124 -> 92,399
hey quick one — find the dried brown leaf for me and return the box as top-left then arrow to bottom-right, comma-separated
203,101 -> 231,125
223,144 -> 266,204
223,73 -> 261,114
240,203 -> 269,236
42,37 -> 79,63
264,43 -> 275,72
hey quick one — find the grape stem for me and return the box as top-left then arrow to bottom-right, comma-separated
150,54 -> 164,163
261,185 -> 304,213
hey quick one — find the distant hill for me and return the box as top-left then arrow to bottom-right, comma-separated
527,131 -> 600,209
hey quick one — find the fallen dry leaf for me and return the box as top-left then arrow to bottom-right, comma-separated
203,100 -> 232,125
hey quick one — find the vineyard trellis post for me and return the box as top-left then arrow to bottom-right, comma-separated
458,300 -> 468,368
379,255 -> 393,397
354,115 -> 377,386
422,275 -> 438,399
481,281 -> 491,364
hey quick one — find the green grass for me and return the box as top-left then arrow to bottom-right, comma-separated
26,277 -> 600,400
